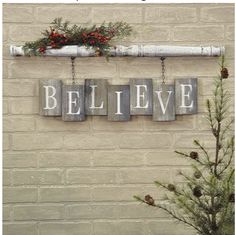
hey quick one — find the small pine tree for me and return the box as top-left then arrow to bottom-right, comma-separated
134,56 -> 234,235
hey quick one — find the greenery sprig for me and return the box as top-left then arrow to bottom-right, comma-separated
23,18 -> 132,57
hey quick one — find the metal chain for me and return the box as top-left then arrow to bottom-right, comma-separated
160,57 -> 166,84
71,56 -> 76,84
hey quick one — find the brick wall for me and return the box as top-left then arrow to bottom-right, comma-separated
3,3 -> 234,235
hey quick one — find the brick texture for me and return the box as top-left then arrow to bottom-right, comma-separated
3,3 -> 234,235
3,223 -> 37,235
145,7 -> 197,23
3,6 -> 33,23
39,222 -> 92,235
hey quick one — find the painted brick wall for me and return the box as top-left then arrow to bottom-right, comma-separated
3,3 -> 234,235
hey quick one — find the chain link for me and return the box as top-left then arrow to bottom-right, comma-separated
71,56 -> 166,84
160,57 -> 166,84
71,56 -> 76,84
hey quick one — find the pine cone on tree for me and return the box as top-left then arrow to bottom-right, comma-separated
193,186 -> 202,198
221,67 -> 229,79
167,184 -> 176,192
190,151 -> 199,160
194,171 -> 202,179
144,195 -> 155,205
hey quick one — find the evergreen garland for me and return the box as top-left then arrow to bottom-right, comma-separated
135,56 -> 234,235
23,18 -> 132,57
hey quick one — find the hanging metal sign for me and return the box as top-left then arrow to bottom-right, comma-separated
39,78 -> 198,122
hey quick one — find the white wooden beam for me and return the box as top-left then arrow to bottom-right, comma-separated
10,45 -> 225,57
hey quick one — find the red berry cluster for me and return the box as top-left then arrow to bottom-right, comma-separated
39,47 -> 46,53
39,29 -> 69,54
81,29 -> 114,46
49,30 -> 68,48
38,27 -> 117,54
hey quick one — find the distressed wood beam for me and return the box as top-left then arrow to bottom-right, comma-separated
10,45 -> 225,57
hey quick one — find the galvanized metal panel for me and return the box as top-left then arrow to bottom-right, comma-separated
108,85 -> 130,121
39,79 -> 62,116
175,78 -> 198,115
85,79 -> 107,115
153,82 -> 175,121
62,84 -> 85,122
130,79 -> 153,115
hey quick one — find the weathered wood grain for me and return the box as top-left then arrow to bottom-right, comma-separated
175,78 -> 198,115
153,82 -> 175,121
130,79 -> 153,115
62,84 -> 85,122
39,79 -> 62,116
108,85 -> 130,121
85,79 -> 108,115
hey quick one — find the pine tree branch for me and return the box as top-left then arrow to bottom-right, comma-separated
217,169 -> 234,231
177,188 -> 212,221
154,181 -> 182,197
175,196 -> 211,231
211,74 -> 225,231
213,74 -> 225,177
175,150 -> 206,166
191,165 -> 213,189
227,169 -> 235,189
196,196 -> 211,224
179,172 -> 210,195
218,139 -> 234,176
192,140 -> 214,174
174,150 -> 189,157
134,196 -> 203,234
193,140 -> 210,162
220,118 -> 234,140
156,179 -> 213,222
206,99 -> 216,135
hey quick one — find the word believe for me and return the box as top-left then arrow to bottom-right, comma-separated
39,78 -> 198,122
